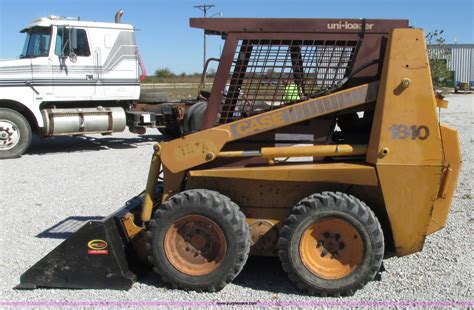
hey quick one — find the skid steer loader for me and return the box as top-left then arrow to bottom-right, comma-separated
16,18 -> 461,296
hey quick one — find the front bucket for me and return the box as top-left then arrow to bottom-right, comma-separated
15,199 -> 143,290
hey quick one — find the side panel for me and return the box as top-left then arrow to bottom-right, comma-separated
49,26 -> 139,101
367,29 -> 444,256
93,28 -> 140,99
375,165 -> 441,254
427,124 -> 462,234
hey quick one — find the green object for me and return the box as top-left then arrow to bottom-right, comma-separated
445,71 -> 455,88
284,83 -> 301,101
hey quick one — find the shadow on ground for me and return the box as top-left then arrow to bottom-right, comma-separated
139,256 -> 300,295
24,134 -> 164,155
232,256 -> 299,294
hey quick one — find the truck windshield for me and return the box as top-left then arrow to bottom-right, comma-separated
20,27 -> 52,58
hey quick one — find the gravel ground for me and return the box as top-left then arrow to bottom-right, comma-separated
0,94 -> 472,307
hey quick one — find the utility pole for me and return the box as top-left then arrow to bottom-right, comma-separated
194,4 -> 215,76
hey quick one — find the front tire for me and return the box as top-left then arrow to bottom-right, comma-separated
145,189 -> 251,292
0,108 -> 32,159
278,192 -> 384,296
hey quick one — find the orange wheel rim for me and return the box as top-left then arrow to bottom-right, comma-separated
299,218 -> 363,280
164,215 -> 226,276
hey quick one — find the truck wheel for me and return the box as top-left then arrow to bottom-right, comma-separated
146,189 -> 251,292
278,192 -> 384,296
0,108 -> 32,159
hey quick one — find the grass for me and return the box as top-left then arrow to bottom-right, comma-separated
159,87 -> 199,99
142,76 -> 214,84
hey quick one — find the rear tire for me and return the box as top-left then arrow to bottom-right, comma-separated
278,191 -> 384,296
0,108 -> 32,159
146,189 -> 251,292
183,101 -> 207,134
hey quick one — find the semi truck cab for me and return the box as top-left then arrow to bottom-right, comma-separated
0,12 -> 158,159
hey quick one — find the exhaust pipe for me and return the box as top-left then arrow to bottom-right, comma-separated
115,10 -> 123,23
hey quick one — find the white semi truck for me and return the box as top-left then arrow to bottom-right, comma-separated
0,11 -> 185,159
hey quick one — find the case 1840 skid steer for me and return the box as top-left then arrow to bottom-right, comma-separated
17,18 -> 461,296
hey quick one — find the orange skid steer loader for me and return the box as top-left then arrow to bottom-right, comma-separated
16,18 -> 461,296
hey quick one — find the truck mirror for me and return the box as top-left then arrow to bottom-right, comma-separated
69,51 -> 77,63
67,27 -> 78,63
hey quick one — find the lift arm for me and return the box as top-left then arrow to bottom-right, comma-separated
160,82 -> 378,173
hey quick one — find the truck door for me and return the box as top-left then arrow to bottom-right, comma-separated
53,26 -> 95,99
26,27 -> 53,102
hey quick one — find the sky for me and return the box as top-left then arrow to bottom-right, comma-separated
0,0 -> 473,74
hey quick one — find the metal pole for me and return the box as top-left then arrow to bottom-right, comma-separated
203,16 -> 206,72
194,4 -> 215,86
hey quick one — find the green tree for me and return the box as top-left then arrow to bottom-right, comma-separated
426,30 -> 452,88
155,67 -> 175,79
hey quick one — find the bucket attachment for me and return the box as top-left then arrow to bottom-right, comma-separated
16,195 -> 146,290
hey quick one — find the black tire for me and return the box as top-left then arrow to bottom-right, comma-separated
0,108 -> 32,159
278,191 -> 384,296
145,189 -> 251,292
183,101 -> 207,134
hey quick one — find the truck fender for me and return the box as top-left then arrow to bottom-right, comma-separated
0,99 -> 41,133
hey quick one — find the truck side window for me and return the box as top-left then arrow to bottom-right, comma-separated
55,28 -> 91,57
